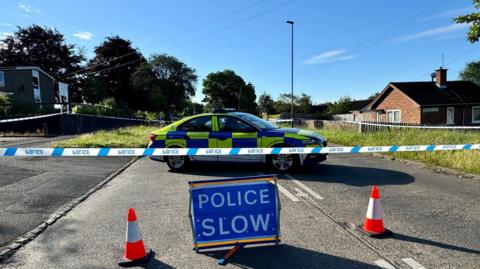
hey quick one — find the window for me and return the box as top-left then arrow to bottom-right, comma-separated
473,106 -> 480,124
178,116 -> 212,132
32,70 -> 40,87
33,87 -> 41,103
218,116 -> 257,132
387,110 -> 401,123
232,113 -> 277,130
0,71 -> 4,87
376,111 -> 382,122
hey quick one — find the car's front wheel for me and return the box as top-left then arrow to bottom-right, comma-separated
166,155 -> 189,171
269,153 -> 298,172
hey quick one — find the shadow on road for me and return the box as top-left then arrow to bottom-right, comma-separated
392,232 -> 480,255
168,162 -> 414,187
199,244 -> 381,268
288,163 -> 415,186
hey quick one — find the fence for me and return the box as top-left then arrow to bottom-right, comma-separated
296,120 -> 480,133
0,113 -> 165,136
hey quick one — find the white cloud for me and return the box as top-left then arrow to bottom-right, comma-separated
18,3 -> 42,14
303,49 -> 355,65
0,32 -> 13,39
392,24 -> 469,43
73,31 -> 93,41
419,7 -> 473,22
0,23 -> 13,27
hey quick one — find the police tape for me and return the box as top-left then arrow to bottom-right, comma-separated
1,144 -> 480,157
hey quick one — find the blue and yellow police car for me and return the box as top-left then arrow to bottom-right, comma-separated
148,110 -> 327,171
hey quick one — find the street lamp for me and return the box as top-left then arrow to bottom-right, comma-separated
286,20 -> 294,127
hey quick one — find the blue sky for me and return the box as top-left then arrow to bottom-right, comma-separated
0,0 -> 478,104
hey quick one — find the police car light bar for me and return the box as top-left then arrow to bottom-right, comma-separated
212,108 -> 237,113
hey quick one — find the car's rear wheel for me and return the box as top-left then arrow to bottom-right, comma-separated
268,145 -> 298,172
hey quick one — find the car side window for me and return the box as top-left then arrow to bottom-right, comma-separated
218,116 -> 257,132
178,116 -> 212,132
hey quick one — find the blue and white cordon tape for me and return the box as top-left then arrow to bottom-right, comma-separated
1,144 -> 479,157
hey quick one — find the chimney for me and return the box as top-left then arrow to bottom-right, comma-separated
435,68 -> 447,88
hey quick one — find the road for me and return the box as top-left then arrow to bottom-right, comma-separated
0,137 -> 132,247
1,153 -> 480,268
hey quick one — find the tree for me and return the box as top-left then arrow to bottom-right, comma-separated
459,60 -> 480,85
297,93 -> 312,113
131,54 -> 197,114
367,92 -> 380,100
258,92 -> 275,118
240,83 -> 258,114
454,0 -> 480,43
327,96 -> 354,115
81,75 -> 108,104
202,70 -> 257,113
0,25 -> 85,101
89,36 -> 145,108
273,93 -> 298,114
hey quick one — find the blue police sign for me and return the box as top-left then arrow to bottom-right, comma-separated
188,175 -> 281,250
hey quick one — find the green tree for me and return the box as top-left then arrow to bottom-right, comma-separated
89,36 -> 145,108
0,25 -> 85,101
202,70 -> 257,113
258,92 -> 275,118
454,0 -> 480,43
81,75 -> 108,104
459,60 -> 480,85
327,96 -> 354,115
297,93 -> 312,113
273,93 -> 297,114
131,54 -> 197,115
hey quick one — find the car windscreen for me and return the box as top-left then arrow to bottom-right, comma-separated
234,113 -> 278,130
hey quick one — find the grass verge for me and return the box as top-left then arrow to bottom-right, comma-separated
318,128 -> 480,175
53,125 -> 160,148
53,124 -> 480,176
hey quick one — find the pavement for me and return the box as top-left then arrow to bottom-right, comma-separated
1,152 -> 479,268
0,136 -> 132,247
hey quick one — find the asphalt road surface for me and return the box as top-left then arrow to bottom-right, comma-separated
0,137 -> 131,247
2,153 -> 480,268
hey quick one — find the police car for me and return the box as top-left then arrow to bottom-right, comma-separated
148,110 -> 327,171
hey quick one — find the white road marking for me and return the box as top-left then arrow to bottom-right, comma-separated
285,174 -> 324,200
276,183 -> 300,202
374,259 -> 396,269
402,258 -> 426,269
293,187 -> 309,198
256,172 -> 300,202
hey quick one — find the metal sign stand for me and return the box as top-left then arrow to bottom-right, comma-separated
217,243 -> 243,266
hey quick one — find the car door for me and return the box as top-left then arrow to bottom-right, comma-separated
176,116 -> 217,162
214,115 -> 260,163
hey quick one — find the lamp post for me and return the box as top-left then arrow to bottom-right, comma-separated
286,20 -> 294,127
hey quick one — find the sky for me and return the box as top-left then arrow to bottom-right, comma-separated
0,0 -> 479,104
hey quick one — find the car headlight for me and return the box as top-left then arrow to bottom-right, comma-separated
302,139 -> 319,145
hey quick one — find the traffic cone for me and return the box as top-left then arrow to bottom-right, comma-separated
119,208 -> 153,267
359,186 -> 392,238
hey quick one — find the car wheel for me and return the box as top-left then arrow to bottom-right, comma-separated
269,149 -> 298,172
166,155 -> 189,171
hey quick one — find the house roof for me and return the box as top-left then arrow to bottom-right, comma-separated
0,66 -> 55,80
369,81 -> 480,108
350,99 -> 373,112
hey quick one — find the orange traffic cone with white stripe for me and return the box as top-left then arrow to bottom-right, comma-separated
119,208 -> 153,267
359,186 -> 392,238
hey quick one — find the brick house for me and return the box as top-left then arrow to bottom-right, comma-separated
0,66 -> 56,111
362,68 -> 480,126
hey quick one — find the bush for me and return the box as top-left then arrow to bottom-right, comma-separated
73,98 -> 132,117
0,95 -> 12,116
